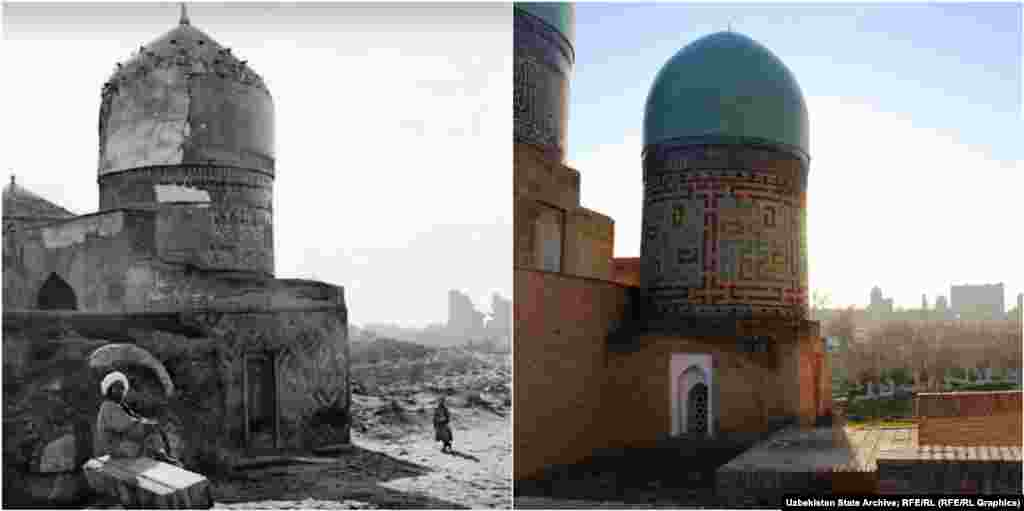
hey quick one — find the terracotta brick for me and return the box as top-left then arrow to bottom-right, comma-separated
917,392 -> 1022,447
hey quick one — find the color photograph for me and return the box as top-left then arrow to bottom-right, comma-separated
513,2 -> 1022,507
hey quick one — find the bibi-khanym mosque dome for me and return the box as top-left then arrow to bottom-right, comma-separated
640,30 -> 811,323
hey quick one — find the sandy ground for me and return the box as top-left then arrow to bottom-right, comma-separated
213,409 -> 510,509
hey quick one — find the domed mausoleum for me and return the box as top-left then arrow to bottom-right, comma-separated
2,8 -> 349,506
514,14 -> 829,485
641,31 -> 810,322
98,8 -> 275,274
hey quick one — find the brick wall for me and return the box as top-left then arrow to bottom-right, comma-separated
605,336 -> 793,445
877,446 -> 1022,494
514,144 -> 579,212
916,391 -> 1022,447
611,257 -> 640,287
513,269 -> 631,480
563,207 -> 614,281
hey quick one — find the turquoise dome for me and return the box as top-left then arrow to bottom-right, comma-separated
643,31 -> 808,158
515,3 -> 574,44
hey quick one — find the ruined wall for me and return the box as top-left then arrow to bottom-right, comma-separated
2,211 -> 157,311
101,168 -> 274,275
199,307 -> 349,451
2,327 -> 220,507
916,391 -> 1022,447
2,282 -> 349,507
514,268 -> 631,480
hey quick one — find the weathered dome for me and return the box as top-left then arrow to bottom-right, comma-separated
643,31 -> 808,158
98,11 -> 274,175
514,3 -> 574,45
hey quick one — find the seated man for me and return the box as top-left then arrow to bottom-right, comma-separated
94,371 -> 181,466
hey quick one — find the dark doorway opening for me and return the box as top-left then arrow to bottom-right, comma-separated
687,382 -> 708,436
37,273 -> 78,310
245,352 -> 278,451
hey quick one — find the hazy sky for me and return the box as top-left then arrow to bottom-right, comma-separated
1,2 -> 511,327
567,2 -> 1022,311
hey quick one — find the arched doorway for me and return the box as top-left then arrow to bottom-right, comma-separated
676,364 -> 710,437
687,382 -> 709,435
37,273 -> 77,310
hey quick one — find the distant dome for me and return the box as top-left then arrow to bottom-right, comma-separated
515,3 -> 574,45
643,31 -> 808,158
2,177 -> 75,222
98,12 -> 274,175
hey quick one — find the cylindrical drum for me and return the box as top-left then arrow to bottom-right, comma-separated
513,3 -> 574,162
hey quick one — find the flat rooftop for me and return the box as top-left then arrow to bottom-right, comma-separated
720,425 -> 917,473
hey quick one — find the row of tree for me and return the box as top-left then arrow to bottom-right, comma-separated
825,309 -> 1022,392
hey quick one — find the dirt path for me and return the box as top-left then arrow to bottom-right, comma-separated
213,411 -> 510,509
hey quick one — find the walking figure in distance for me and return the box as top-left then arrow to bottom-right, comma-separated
434,396 -> 454,453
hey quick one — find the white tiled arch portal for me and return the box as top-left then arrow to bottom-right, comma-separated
670,353 -> 715,438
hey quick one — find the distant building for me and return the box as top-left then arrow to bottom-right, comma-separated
935,295 -> 951,319
447,289 -> 485,336
487,293 -> 512,341
951,283 -> 1005,321
868,286 -> 894,319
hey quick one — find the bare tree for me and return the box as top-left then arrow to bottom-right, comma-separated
812,290 -> 832,312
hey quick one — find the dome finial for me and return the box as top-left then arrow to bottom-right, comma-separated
179,2 -> 190,25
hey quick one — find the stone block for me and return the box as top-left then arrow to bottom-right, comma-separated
83,456 -> 211,509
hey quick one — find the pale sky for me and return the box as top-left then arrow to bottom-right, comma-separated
567,2 -> 1023,311
1,2 -> 511,327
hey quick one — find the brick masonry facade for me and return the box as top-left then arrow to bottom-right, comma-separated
916,391 -> 1023,447
514,268 -> 831,480
877,446 -> 1023,494
513,268 -> 632,480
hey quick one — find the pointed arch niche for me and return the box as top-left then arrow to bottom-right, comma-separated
670,353 -> 715,438
36,273 -> 78,310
